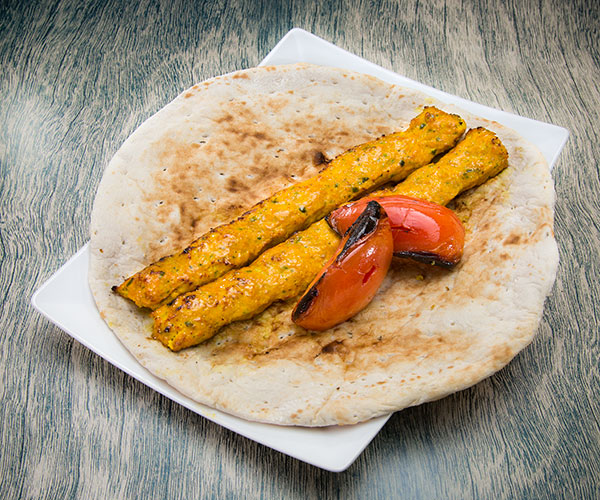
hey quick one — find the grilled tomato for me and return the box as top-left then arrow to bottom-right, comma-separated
292,201 -> 393,331
327,195 -> 465,267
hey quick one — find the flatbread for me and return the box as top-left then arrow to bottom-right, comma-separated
89,64 -> 558,426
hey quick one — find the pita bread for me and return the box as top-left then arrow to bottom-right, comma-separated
89,64 -> 558,426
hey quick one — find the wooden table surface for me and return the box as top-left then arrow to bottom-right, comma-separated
2,0 -> 599,498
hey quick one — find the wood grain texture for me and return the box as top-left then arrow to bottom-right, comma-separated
1,0 -> 598,498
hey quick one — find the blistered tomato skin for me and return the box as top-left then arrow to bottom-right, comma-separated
327,195 -> 465,267
292,201 -> 393,331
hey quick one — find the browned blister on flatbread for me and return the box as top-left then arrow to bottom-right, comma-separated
89,64 -> 558,426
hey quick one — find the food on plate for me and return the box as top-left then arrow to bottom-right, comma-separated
374,127 -> 510,206
114,106 -> 466,310
151,127 -> 507,351
152,219 -> 340,351
327,126 -> 508,266
327,195 -> 465,267
89,64 -> 559,426
292,201 -> 393,331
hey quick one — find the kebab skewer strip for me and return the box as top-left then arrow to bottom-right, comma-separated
152,127 -> 508,351
115,107 -> 466,309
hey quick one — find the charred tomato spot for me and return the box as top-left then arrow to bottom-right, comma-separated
394,250 -> 457,268
337,201 -> 382,261
291,279 -> 321,322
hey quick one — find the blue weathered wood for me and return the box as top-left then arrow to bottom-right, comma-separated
1,0 -> 599,498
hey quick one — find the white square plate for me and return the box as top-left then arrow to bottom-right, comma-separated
31,28 -> 568,472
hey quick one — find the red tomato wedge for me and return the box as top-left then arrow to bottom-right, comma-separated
327,195 -> 465,267
292,201 -> 393,331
